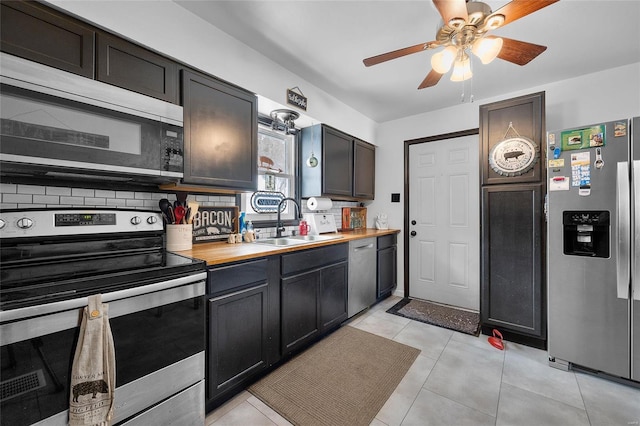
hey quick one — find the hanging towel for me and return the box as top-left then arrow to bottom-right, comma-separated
69,295 -> 116,426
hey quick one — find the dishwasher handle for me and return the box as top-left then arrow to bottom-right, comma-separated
353,243 -> 374,251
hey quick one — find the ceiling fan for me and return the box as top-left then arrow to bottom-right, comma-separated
363,0 -> 559,89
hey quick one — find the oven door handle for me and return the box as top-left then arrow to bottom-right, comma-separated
1,272 -> 206,346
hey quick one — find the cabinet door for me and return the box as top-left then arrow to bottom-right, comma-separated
322,126 -> 353,197
281,271 -> 320,354
207,284 -> 268,400
377,246 -> 397,298
1,1 -> 95,78
182,70 -> 258,190
320,261 -> 348,331
97,32 -> 177,103
353,139 -> 375,199
481,184 -> 544,338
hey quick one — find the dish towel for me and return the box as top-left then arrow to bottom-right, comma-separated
69,295 -> 116,426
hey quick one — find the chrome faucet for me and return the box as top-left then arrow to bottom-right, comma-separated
276,197 -> 302,238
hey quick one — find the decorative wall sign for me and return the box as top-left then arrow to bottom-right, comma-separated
286,87 -> 307,111
191,206 -> 238,243
488,122 -> 539,177
250,191 -> 285,213
479,91 -> 545,185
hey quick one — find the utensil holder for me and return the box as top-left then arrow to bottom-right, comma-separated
166,224 -> 192,251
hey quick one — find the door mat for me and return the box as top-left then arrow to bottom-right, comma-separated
249,326 -> 420,426
387,298 -> 480,336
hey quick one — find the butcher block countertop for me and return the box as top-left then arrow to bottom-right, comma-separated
173,228 -> 400,266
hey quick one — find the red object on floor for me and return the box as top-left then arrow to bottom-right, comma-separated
488,329 -> 504,350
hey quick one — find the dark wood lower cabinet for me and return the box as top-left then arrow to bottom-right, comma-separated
281,271 -> 321,354
206,257 -> 279,410
319,262 -> 349,330
281,244 -> 349,355
480,184 -> 545,346
377,235 -> 397,299
207,284 -> 268,399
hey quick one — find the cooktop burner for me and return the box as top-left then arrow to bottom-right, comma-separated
0,208 -> 205,311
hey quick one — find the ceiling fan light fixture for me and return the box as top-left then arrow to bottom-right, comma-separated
430,45 -> 457,73
450,54 -> 472,82
472,37 -> 503,64
484,14 -> 505,30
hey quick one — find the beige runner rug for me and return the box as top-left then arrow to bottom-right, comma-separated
249,326 -> 420,426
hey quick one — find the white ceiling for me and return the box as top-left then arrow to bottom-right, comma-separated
175,0 -> 640,124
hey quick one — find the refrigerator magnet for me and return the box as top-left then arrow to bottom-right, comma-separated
594,147 -> 605,170
549,176 -> 570,191
614,121 -> 627,137
548,159 -> 564,168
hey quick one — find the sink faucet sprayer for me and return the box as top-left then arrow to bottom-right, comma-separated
276,197 -> 302,238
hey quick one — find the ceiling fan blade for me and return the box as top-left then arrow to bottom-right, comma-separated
492,36 -> 547,65
363,41 -> 439,67
432,0 -> 468,26
489,0 -> 559,28
418,69 -> 443,89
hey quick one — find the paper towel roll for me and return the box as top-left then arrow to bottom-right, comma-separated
307,197 -> 333,211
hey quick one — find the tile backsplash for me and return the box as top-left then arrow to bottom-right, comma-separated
0,183 -> 235,210
0,183 -> 361,239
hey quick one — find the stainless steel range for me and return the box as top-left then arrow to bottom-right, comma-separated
0,209 -> 207,425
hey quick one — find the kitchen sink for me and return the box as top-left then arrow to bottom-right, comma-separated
253,238 -> 308,247
253,234 -> 344,247
288,234 -> 344,242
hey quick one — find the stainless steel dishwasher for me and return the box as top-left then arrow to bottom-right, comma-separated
348,238 -> 377,317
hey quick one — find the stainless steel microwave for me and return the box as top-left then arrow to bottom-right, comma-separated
0,53 -> 184,183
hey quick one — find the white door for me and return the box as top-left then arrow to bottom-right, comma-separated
408,135 -> 479,310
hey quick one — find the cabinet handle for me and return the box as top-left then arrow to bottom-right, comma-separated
209,282 -> 268,302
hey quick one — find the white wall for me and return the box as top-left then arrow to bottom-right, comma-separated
369,62 -> 640,296
48,0 -> 377,142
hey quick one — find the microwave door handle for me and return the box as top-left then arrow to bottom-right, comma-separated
634,160 -> 640,301
617,161 -> 631,300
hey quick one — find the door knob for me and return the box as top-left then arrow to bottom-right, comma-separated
410,230 -> 417,237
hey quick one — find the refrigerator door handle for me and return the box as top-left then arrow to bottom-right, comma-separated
617,161 -> 631,300
634,160 -> 640,301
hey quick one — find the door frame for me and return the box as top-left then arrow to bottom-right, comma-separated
403,128 -> 479,297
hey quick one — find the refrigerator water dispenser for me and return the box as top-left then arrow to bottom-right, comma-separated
562,211 -> 610,258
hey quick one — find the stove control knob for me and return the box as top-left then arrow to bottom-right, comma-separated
130,216 -> 142,225
0,219 -> 5,230
17,217 -> 33,229
147,216 -> 158,225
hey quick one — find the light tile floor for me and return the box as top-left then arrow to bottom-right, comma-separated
205,296 -> 640,426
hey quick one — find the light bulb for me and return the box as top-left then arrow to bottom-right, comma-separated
472,37 -> 503,64
430,46 -> 457,74
450,56 -> 472,82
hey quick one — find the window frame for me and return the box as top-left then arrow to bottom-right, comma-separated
238,118 -> 301,228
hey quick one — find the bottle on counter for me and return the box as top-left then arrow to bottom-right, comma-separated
245,220 -> 255,242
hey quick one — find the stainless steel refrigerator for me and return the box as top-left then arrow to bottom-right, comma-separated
547,117 -> 639,382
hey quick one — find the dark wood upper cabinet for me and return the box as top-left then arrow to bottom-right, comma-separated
97,33 -> 178,103
181,69 -> 258,190
323,126 -> 354,197
0,1 -> 95,78
480,92 -> 545,185
301,124 -> 375,200
354,139 -> 375,199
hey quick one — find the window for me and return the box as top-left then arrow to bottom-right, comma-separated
240,125 -> 297,223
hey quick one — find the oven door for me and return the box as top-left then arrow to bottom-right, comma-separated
0,273 -> 206,426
